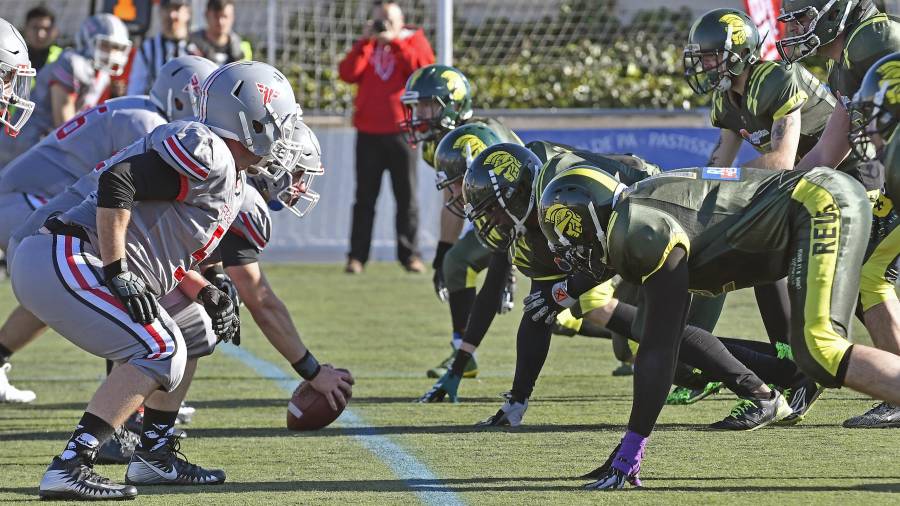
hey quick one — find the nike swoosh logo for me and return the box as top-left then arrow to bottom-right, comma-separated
137,456 -> 177,481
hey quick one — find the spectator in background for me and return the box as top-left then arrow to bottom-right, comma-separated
339,1 -> 435,274
23,6 -> 61,72
190,0 -> 252,65
126,0 -> 197,95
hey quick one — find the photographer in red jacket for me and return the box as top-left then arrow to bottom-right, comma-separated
339,1 -> 435,274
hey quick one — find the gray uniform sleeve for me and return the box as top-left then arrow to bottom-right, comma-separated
228,185 -> 272,252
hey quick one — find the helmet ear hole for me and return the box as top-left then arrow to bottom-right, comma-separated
252,120 -> 264,134
173,98 -> 185,111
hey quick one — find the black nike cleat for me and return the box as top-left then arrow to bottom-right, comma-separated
126,439 -> 225,485
709,392 -> 792,431
39,456 -> 137,501
843,402 -> 900,428
775,377 -> 823,426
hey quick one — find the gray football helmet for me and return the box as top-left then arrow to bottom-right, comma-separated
150,55 -> 218,121
0,17 -> 34,137
250,121 -> 323,218
75,14 -> 132,76
198,61 -> 303,175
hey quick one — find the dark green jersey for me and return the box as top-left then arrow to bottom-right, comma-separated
510,149 -> 659,279
710,61 -> 834,159
827,11 -> 900,98
422,117 -> 522,168
607,166 -> 814,294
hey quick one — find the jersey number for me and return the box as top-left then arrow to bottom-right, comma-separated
173,225 -> 226,282
55,105 -> 109,141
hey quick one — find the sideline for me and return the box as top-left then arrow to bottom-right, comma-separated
220,344 -> 466,506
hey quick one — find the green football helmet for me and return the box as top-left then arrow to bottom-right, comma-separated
462,143 -> 542,251
400,64 -> 473,145
537,166 -> 627,283
848,52 -> 900,161
776,0 -> 861,63
434,122 -> 506,217
684,8 -> 762,95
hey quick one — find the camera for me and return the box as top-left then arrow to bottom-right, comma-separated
372,19 -> 388,34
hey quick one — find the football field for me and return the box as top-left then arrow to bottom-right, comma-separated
1,263 -> 899,505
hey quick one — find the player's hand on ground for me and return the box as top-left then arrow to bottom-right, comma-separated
104,263 -> 159,325
418,371 -> 461,403
583,467 -> 636,490
310,365 -> 354,411
197,285 -> 237,342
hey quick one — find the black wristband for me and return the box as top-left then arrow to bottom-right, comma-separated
433,241 -> 454,269
102,259 -> 128,279
292,350 -> 321,381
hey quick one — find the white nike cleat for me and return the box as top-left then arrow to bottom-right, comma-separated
0,363 -> 35,403
39,456 -> 137,500
475,398 -> 529,427
126,439 -> 225,485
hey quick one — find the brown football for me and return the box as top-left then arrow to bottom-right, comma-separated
286,369 -> 352,431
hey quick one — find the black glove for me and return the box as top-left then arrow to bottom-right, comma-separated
197,284 -> 237,343
203,265 -> 241,344
103,259 -> 158,325
522,279 -> 577,325
432,241 -> 453,302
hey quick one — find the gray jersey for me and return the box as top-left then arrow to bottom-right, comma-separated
61,120 -> 243,298
0,96 -> 165,198
0,50 -> 111,168
228,185 -> 272,253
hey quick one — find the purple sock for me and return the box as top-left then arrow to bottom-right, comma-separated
611,430 -> 648,484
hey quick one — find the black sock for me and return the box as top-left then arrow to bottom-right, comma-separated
448,288 -> 476,335
139,407 -> 179,452
510,312 -> 553,403
449,350 -> 472,376
577,319 -> 612,339
719,337 -> 801,388
61,412 -> 115,462
0,343 -> 12,366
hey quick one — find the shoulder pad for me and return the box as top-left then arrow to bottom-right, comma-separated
150,120 -> 233,181
746,62 -> 787,117
843,13 -> 900,71
230,185 -> 271,251
49,50 -> 93,90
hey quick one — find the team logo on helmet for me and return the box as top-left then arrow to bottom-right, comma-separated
544,203 -> 583,239
453,134 -> 488,158
484,150 -> 521,182
256,83 -> 280,105
876,61 -> 900,105
441,69 -> 466,101
184,73 -> 201,95
719,13 -> 749,46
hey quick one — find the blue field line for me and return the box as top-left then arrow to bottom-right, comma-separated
219,344 -> 466,506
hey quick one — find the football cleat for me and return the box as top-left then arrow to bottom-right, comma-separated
611,362 -> 634,377
665,381 -> 722,405
39,456 -> 138,501
0,363 -> 36,403
842,402 -> 900,428
709,391 -> 791,431
583,467 -> 641,490
426,346 -> 478,379
475,398 -> 528,427
775,377 -> 823,426
126,438 -> 225,485
95,426 -> 140,465
418,372 -> 461,403
176,402 -> 195,425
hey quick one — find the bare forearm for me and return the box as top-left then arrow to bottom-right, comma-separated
176,270 -> 209,300
96,207 -> 130,265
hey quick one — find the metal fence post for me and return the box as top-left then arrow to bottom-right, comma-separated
267,0 -> 276,64
436,0 -> 453,66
